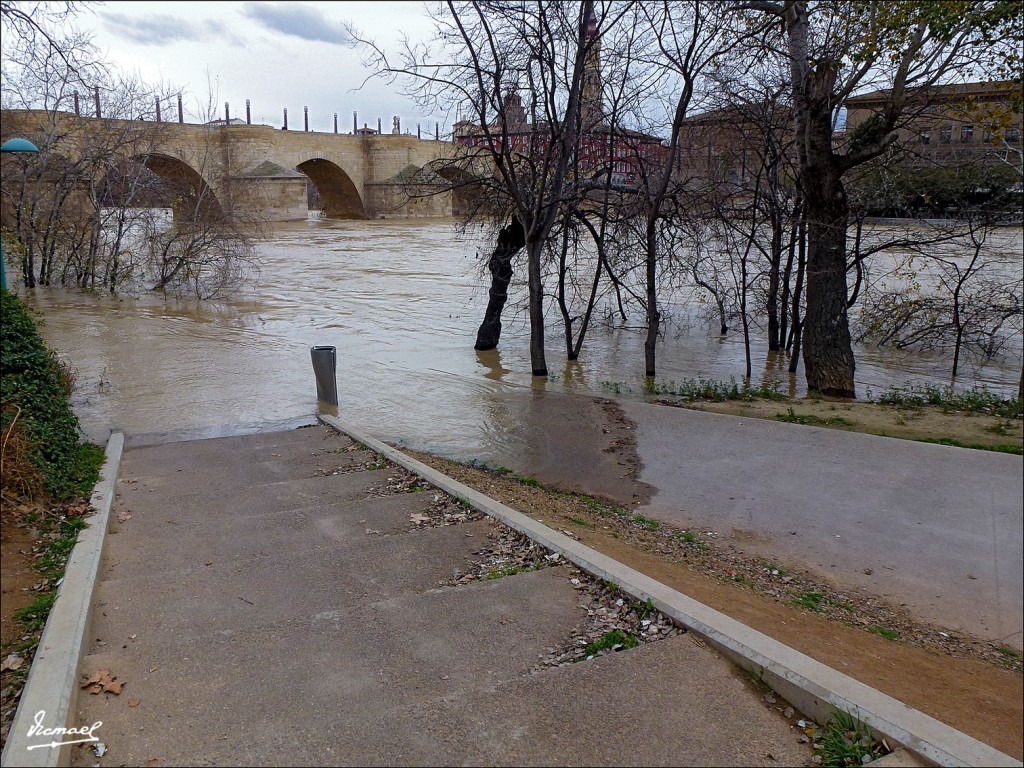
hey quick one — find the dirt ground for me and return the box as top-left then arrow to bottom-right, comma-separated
408,394 -> 1024,760
0,526 -> 38,649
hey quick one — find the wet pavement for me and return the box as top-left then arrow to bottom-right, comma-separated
501,392 -> 1023,652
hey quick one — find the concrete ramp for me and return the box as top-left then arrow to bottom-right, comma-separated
71,426 -> 809,766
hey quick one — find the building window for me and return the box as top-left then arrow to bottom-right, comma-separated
939,125 -> 952,144
982,127 -> 995,143
919,129 -> 931,145
1007,128 -> 1021,143
961,125 -> 974,143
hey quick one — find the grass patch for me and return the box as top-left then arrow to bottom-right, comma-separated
997,646 -> 1022,660
792,591 -> 825,612
567,516 -> 595,529
868,625 -> 899,641
13,594 -> 57,634
512,474 -> 543,488
485,564 -> 540,581
649,377 -> 787,403
748,666 -> 772,693
632,514 -> 659,530
582,629 -> 639,657
814,709 -> 889,767
633,597 -> 656,620
775,408 -> 856,428
915,437 -> 1022,455
874,384 -> 1022,419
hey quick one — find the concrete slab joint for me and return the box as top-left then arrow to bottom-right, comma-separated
1,433 -> 124,768
317,413 -> 1022,768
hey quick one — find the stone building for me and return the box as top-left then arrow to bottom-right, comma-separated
843,80 -> 1023,166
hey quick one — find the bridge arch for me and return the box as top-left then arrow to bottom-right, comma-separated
296,158 -> 366,219
434,165 -> 484,217
139,153 -> 224,221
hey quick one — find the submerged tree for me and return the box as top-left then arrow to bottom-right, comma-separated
737,0 -> 1023,397
363,0 -> 606,376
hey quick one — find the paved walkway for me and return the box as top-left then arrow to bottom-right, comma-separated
493,392 -> 1023,651
72,426 -> 809,766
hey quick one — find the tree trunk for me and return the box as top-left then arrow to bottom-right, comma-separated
800,120 -> 856,396
644,222 -> 659,376
802,184 -> 856,397
767,208 -> 783,350
526,235 -> 547,376
474,217 -> 525,351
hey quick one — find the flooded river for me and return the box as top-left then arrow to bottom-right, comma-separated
21,218 -> 1024,459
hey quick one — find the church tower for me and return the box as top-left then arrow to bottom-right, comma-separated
578,14 -> 605,131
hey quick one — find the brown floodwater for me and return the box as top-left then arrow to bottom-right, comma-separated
21,218 -> 1023,459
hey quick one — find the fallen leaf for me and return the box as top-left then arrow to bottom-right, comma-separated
1,654 -> 24,672
128,698 -> 141,707
117,511 -> 133,523
81,668 -> 124,694
410,513 -> 431,525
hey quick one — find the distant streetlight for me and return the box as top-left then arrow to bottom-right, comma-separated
1,137 -> 41,291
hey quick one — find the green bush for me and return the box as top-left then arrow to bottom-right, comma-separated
1,288 -> 102,501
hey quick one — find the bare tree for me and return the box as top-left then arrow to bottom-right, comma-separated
363,0 -> 607,376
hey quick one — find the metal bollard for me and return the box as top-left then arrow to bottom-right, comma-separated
310,346 -> 338,406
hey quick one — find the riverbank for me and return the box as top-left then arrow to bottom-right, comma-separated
0,289 -> 103,749
407,445 -> 1023,759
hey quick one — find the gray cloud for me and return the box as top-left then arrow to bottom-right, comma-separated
102,13 -> 241,47
242,2 -> 356,46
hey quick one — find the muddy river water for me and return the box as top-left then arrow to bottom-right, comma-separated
22,218 -> 1024,460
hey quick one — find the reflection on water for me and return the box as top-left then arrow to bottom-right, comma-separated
20,218 -> 1023,457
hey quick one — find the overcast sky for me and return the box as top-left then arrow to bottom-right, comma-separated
74,1 -> 440,133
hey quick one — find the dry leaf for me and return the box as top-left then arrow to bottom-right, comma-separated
1,654 -> 24,672
128,698 -> 141,707
118,511 -> 133,523
409,513 -> 431,525
81,669 -> 124,694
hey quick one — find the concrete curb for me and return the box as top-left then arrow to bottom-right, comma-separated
1,433 -> 124,768
320,414 -> 1021,768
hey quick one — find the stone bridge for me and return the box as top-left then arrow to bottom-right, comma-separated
0,109 -> 462,221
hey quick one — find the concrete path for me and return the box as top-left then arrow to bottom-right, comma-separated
71,426 -> 810,767
485,392 -> 1022,651
621,401 -> 1024,651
